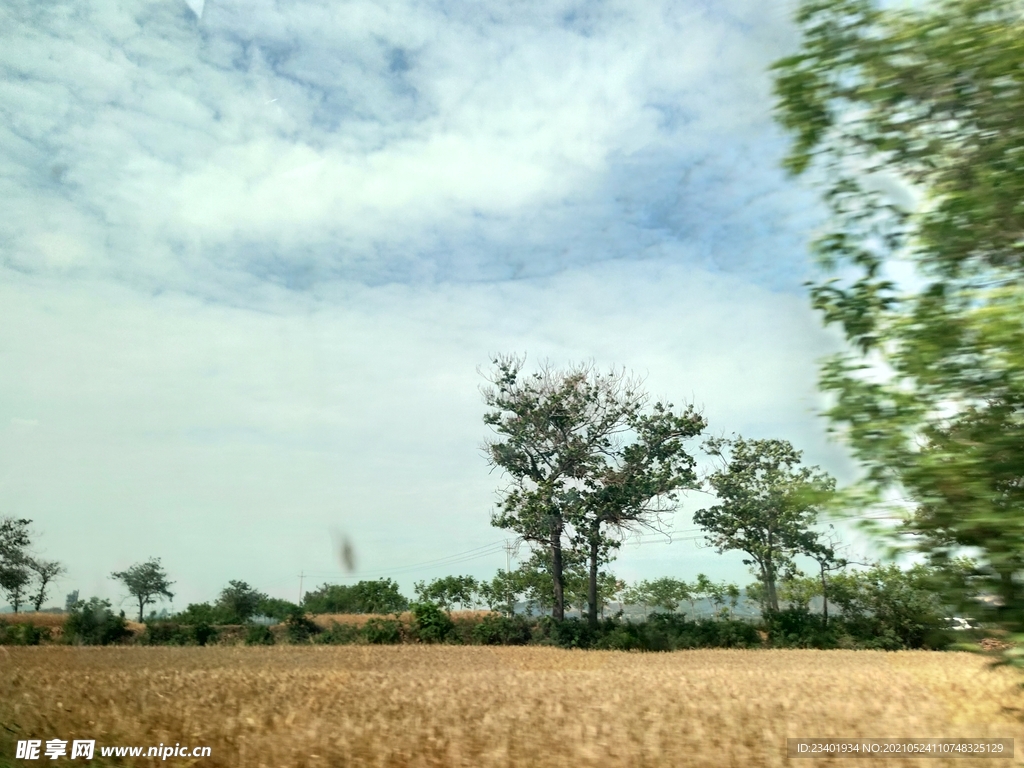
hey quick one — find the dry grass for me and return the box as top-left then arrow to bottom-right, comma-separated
2,646 -> 1022,767
2,612 -> 68,629
311,610 -> 495,629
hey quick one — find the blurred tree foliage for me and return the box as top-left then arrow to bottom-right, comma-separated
413,575 -> 479,612
301,578 -> 408,615
774,0 -> 1024,632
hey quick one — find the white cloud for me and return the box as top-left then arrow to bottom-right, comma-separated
1,0 -> 811,292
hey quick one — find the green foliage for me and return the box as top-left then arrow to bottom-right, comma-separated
536,614 -> 762,651
110,558 -> 174,622
482,355 -> 706,623
64,598 -> 132,645
216,580 -> 267,624
312,621 -> 361,645
413,575 -> 478,611
763,608 -> 838,649
770,563 -> 955,649
478,569 -> 527,616
302,578 -> 409,614
696,436 -> 835,612
829,563 -> 947,649
0,620 -> 47,646
257,597 -> 302,622
471,614 -> 533,645
0,517 -> 34,613
140,621 -> 217,646
284,613 -> 322,644
244,624 -> 275,646
174,602 -> 224,625
28,559 -> 65,612
361,617 -> 403,645
410,601 -> 454,643
773,0 -> 1024,636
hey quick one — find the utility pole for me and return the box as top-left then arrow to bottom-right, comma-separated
504,540 -> 517,572
298,571 -> 304,605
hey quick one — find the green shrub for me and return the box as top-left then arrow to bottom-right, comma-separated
258,597 -> 303,622
313,621 -> 361,645
141,621 -> 191,646
175,602 -> 225,626
140,621 -> 218,646
410,602 -> 453,643
0,620 -> 47,646
244,624 -> 275,646
472,614 -> 532,646
763,608 -> 837,649
64,599 -> 132,645
361,618 -> 403,645
285,614 -> 322,644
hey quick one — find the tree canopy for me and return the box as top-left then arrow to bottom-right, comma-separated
482,354 -> 705,623
111,558 -> 175,622
695,436 -> 835,612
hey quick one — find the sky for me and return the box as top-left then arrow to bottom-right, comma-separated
0,0 -> 872,612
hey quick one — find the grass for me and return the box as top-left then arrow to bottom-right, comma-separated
2,646 -> 1023,767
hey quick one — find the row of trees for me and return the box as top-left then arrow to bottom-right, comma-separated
481,356 -> 844,626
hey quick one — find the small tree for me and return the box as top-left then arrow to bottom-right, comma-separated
111,558 -> 175,622
479,569 -> 527,617
0,517 -> 33,613
29,559 -> 66,612
696,436 -> 835,613
216,580 -> 267,624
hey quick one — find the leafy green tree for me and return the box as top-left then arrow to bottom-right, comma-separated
624,577 -> 691,616
773,0 -> 1024,633
28,559 -> 66,612
695,436 -> 836,612
110,558 -> 175,622
778,573 -> 822,611
483,355 -> 642,621
413,575 -> 478,612
301,578 -> 408,615
572,402 -> 706,627
0,517 -> 33,612
803,529 -> 853,626
216,580 -> 267,624
700,576 -> 742,618
483,355 -> 705,625
478,569 -> 527,617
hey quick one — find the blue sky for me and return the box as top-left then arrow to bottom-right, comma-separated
0,0 -> 871,611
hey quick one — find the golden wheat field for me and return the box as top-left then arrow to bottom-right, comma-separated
2,646 -> 1023,768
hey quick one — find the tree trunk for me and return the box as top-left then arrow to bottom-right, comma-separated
551,527 -> 565,622
138,597 -> 146,623
587,535 -> 599,629
765,559 -> 779,613
819,564 -> 829,628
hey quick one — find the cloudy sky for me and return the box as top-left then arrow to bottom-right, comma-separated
0,0 -> 870,611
